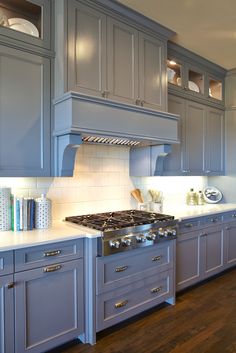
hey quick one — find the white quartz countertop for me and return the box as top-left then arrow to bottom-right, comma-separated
0,221 -> 101,252
164,203 -> 236,221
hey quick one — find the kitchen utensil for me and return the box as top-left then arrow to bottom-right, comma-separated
148,189 -> 162,203
131,189 -> 144,203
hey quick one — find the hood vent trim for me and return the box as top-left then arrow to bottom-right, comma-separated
53,92 -> 180,176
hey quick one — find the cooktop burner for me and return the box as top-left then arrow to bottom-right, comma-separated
65,210 -> 174,232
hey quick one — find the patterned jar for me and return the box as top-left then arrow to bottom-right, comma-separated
35,194 -> 52,229
0,188 -> 11,231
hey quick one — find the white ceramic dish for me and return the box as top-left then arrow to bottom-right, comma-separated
188,80 -> 200,92
8,18 -> 39,37
203,186 -> 223,204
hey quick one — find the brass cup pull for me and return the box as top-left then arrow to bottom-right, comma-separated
115,265 -> 128,272
185,223 -> 193,228
7,282 -> 14,289
115,300 -> 128,309
211,218 -> 218,222
150,286 -> 162,294
232,214 -> 236,218
152,255 -> 162,262
44,250 -> 61,257
43,264 -> 62,273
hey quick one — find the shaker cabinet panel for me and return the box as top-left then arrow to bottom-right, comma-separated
0,274 -> 14,353
68,1 -> 106,97
185,100 -> 205,174
0,45 -> 50,176
15,259 -> 84,353
204,107 -> 224,175
225,222 -> 236,268
138,32 -> 166,111
107,17 -> 139,104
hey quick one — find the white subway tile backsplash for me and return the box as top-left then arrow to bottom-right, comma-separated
0,145 -> 207,221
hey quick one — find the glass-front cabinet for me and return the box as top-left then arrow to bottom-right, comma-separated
167,43 -> 225,105
0,0 -> 50,50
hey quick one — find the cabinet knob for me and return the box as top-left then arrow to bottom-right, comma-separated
101,90 -> 109,98
135,97 -> 141,105
140,100 -> 145,107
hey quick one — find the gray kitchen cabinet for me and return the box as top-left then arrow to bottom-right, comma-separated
0,252 -> 14,353
201,225 -> 224,279
67,0 -> 107,98
224,221 -> 236,268
107,17 -> 138,105
164,94 -> 224,176
0,0 -> 52,53
0,45 -> 51,177
55,0 -> 170,112
176,230 -> 201,291
0,272 -> 14,353
15,258 -> 84,353
167,42 -> 226,107
96,241 -> 175,331
138,31 -> 166,110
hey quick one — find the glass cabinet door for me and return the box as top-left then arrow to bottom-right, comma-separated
0,0 -> 41,38
209,78 -> 222,100
0,0 -> 50,50
188,68 -> 204,94
167,59 -> 182,87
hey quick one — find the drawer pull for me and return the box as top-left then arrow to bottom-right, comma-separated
152,255 -> 162,262
226,226 -> 231,230
44,250 -> 61,257
200,232 -> 207,237
115,265 -> 128,272
150,286 -> 162,294
232,214 -> 236,218
210,218 -> 218,223
185,223 -> 193,228
7,282 -> 14,289
115,300 -> 128,309
43,264 -> 62,273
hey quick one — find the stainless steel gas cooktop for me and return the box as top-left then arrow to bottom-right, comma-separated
66,210 -> 178,256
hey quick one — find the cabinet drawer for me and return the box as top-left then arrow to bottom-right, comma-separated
0,251 -> 14,275
203,214 -> 223,225
178,219 -> 200,233
223,211 -> 236,222
15,239 -> 83,272
96,269 -> 173,331
96,242 -> 174,294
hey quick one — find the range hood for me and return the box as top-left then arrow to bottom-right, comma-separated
53,92 -> 179,176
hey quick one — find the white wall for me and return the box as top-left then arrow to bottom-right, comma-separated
0,145 -> 207,220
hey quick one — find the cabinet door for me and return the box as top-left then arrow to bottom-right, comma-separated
204,107 -> 224,175
201,226 -> 224,279
107,17 -> 139,104
68,1 -> 106,97
176,231 -> 201,291
164,94 -> 185,174
0,275 -> 14,353
225,222 -> 236,268
138,32 -> 166,111
185,100 -> 205,174
0,45 -> 50,176
15,259 -> 84,353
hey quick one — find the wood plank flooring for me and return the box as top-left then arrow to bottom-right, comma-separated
48,268 -> 236,353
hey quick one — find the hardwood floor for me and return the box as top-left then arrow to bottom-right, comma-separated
48,268 -> 236,353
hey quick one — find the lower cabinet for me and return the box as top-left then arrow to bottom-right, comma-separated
96,241 -> 175,331
177,212 -> 236,291
0,274 -> 14,353
15,259 -> 84,353
0,240 -> 84,353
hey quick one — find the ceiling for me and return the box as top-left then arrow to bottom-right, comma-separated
118,0 -> 236,70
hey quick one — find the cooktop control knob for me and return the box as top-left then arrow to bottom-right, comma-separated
109,240 -> 120,249
121,237 -> 132,246
166,228 -> 177,237
158,228 -> 165,237
136,234 -> 146,243
146,231 -> 156,241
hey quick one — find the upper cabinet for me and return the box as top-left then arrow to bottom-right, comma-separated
55,0 -> 173,112
0,0 -> 51,52
167,42 -> 226,107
